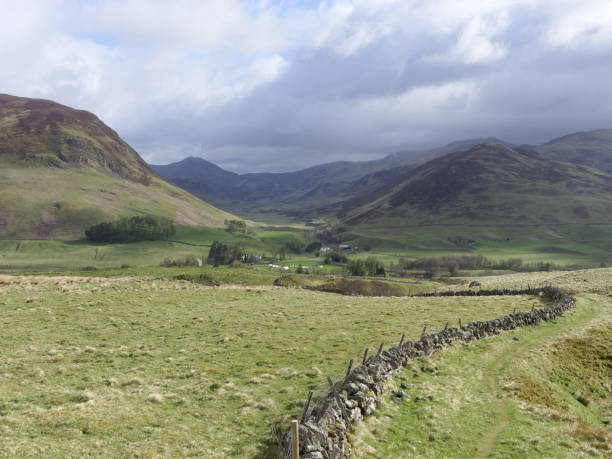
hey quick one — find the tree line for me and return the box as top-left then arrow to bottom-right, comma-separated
85,216 -> 175,243
399,255 -> 573,274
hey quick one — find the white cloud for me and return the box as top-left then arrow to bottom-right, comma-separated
1,0 -> 611,172
545,0 -> 612,50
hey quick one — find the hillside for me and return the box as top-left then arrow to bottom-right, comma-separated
537,128 -> 612,174
0,94 -> 231,239
151,138 -> 516,221
340,143 -> 612,226
152,156 -> 410,221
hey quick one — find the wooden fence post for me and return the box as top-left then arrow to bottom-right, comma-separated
291,420 -> 299,459
299,391 -> 314,424
362,348 -> 369,365
459,318 -> 462,328
377,342 -> 384,356
420,325 -> 427,338
399,333 -> 405,347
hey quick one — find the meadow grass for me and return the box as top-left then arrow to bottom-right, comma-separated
352,294 -> 612,458
0,275 -> 545,457
349,268 -> 612,457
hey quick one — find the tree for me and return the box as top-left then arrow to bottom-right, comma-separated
224,219 -> 247,233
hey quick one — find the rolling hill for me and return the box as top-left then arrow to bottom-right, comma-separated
536,128 -> 612,174
0,94 -> 231,239
339,143 -> 612,226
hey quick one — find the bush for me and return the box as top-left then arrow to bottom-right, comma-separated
224,219 -> 247,233
85,216 -> 175,243
305,242 -> 322,253
207,241 -> 245,266
324,252 -> 348,264
285,241 -> 303,253
160,255 -> 202,267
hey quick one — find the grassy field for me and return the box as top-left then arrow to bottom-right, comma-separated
344,224 -> 612,267
1,220 -> 610,275
352,292 -> 612,457
0,226 -> 313,272
0,273 -> 550,458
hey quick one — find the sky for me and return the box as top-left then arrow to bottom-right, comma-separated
1,0 -> 612,173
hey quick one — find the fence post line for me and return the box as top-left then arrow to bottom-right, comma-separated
362,348 -> 369,365
291,420 -> 299,459
299,391 -> 314,424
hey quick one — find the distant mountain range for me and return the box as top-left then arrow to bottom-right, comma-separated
151,137 -> 514,221
152,130 -> 612,226
0,94 -> 231,238
2,91 -> 611,240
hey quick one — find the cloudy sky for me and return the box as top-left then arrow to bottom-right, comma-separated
1,0 -> 612,172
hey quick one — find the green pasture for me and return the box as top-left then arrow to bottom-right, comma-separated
354,293 -> 612,458
346,223 -> 612,266
0,275 -> 546,457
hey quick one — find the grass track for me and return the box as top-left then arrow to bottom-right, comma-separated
353,293 -> 612,458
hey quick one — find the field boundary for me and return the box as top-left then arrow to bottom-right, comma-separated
281,286 -> 576,459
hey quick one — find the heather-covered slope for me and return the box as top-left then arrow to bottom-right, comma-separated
0,94 -> 231,238
340,143 -> 612,226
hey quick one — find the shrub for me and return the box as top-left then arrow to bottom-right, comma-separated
304,242 -> 322,253
324,252 -> 348,264
224,219 -> 247,233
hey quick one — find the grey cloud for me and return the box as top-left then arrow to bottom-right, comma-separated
3,1 -> 612,173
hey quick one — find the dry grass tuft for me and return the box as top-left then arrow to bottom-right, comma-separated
147,393 -> 164,403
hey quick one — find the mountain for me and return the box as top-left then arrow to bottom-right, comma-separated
0,94 -> 231,238
151,137 -> 517,221
339,143 -> 612,226
152,156 -> 410,220
536,129 -> 612,174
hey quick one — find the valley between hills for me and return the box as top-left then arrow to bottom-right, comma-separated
0,93 -> 610,458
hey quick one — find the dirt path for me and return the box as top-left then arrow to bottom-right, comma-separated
474,295 -> 603,457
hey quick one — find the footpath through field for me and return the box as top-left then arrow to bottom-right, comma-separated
353,293 -> 612,458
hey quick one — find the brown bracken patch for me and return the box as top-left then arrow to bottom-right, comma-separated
572,420 -> 612,451
504,376 -> 556,408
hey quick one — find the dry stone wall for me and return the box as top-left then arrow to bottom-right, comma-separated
282,286 -> 576,459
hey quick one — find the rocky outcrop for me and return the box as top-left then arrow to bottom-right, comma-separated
282,286 -> 575,458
